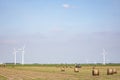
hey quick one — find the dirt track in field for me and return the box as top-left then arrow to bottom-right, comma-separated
0,67 -> 78,80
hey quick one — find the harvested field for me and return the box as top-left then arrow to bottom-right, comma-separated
0,65 -> 120,80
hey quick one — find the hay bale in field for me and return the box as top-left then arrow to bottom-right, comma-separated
92,69 -> 99,76
61,67 -> 65,72
3,64 -> 6,67
74,67 -> 79,72
113,68 -> 117,74
75,64 -> 81,68
69,66 -> 73,68
0,64 -> 6,68
65,65 -> 68,68
107,68 -> 113,75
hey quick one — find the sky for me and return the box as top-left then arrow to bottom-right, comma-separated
0,0 -> 120,64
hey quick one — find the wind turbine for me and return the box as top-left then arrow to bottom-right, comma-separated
13,44 -> 26,65
13,48 -> 17,65
21,45 -> 25,65
102,48 -> 107,65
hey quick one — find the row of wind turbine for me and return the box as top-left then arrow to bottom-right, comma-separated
13,45 -> 25,65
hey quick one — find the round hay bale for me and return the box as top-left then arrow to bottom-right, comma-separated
92,66 -> 95,69
3,64 -> 6,67
113,68 -> 117,74
107,68 -> 113,75
0,64 -> 6,68
61,67 -> 65,72
69,66 -> 72,68
92,69 -> 99,76
75,64 -> 81,68
74,68 -> 79,72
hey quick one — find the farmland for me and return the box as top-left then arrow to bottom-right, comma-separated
0,64 -> 120,80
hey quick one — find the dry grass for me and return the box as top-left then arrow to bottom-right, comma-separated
0,75 -> 7,80
0,65 -> 120,80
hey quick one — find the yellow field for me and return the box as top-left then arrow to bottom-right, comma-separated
0,65 -> 120,80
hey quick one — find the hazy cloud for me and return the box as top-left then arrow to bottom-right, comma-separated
62,4 -> 70,9
62,4 -> 78,9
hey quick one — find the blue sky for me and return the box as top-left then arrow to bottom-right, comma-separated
0,0 -> 120,64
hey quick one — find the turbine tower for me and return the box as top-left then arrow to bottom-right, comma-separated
102,48 -> 107,65
13,48 -> 17,65
21,45 -> 25,65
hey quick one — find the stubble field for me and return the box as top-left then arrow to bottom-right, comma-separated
0,64 -> 120,80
